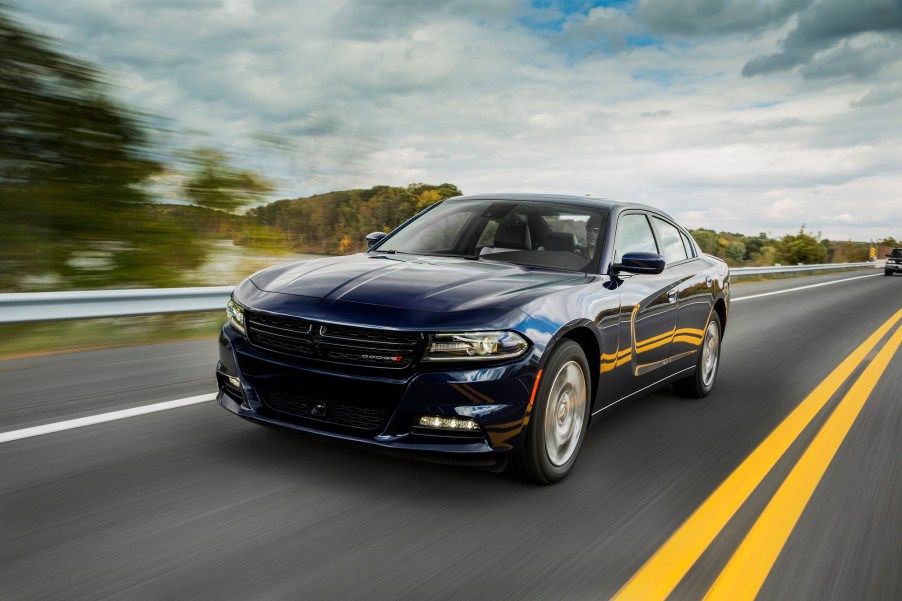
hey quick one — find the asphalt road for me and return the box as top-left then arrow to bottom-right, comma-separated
2,270 -> 901,600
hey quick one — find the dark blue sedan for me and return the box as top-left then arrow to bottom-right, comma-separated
216,194 -> 730,483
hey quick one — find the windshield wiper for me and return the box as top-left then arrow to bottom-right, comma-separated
374,250 -> 480,260
430,252 -> 481,260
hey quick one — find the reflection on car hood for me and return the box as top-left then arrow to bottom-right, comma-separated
250,253 -> 587,312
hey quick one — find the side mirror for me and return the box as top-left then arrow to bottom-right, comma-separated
613,252 -> 666,275
365,231 -> 388,247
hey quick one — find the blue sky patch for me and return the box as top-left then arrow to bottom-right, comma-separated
523,0 -> 636,32
737,100 -> 785,110
631,69 -> 681,88
626,34 -> 659,48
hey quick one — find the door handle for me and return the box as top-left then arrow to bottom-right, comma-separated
667,289 -> 678,304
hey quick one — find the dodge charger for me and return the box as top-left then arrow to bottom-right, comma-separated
216,194 -> 730,483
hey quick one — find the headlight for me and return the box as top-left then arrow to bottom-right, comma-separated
422,331 -> 529,362
226,297 -> 246,334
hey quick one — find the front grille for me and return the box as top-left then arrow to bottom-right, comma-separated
331,404 -> 385,430
261,388 -> 386,430
246,311 -> 423,368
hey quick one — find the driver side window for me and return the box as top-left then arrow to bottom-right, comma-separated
615,213 -> 658,262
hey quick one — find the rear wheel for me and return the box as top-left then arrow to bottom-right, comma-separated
513,340 -> 590,484
674,312 -> 722,398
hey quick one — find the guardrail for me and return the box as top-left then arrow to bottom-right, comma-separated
730,261 -> 879,276
0,286 -> 235,325
0,261 -> 885,324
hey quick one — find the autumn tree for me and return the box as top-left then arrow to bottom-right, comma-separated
246,183 -> 463,254
408,182 -> 461,212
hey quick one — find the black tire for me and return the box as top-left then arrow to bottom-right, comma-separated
512,340 -> 590,484
674,312 -> 722,398
886,270 -> 893,276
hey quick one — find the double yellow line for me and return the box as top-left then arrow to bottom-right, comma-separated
614,307 -> 902,601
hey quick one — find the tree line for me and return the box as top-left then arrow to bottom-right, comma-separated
245,183 -> 462,254
689,228 -> 897,267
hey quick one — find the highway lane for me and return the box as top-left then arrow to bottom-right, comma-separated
1,271 -> 901,600
0,340 -> 216,432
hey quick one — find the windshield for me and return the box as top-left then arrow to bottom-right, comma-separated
891,249 -> 902,258
373,199 -> 609,273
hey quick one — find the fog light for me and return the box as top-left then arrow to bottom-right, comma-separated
227,375 -> 240,388
415,415 -> 480,431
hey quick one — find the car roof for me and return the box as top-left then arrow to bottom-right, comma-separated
444,193 -> 674,220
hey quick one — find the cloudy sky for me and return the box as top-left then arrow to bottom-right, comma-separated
17,0 -> 902,240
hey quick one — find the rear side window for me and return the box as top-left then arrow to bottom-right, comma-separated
680,231 -> 697,258
615,214 -> 658,261
652,217 -> 689,264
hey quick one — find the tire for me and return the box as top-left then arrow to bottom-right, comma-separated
886,270 -> 893,276
513,340 -> 590,484
674,312 -> 722,398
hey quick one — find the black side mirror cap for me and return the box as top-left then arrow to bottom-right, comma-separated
613,252 -> 666,275
365,231 -> 388,247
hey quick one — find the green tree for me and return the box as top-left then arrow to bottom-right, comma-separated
690,229 -> 720,256
724,240 -> 746,263
777,228 -> 827,265
0,4 -> 205,290
179,147 -> 274,213
742,233 -> 770,262
820,238 -> 834,263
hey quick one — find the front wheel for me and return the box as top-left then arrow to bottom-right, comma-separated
513,340 -> 590,484
674,312 -> 722,398
886,270 -> 893,276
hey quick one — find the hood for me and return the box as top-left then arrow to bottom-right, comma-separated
249,253 -> 587,313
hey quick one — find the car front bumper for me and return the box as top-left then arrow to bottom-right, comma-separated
886,261 -> 902,272
215,324 -> 542,461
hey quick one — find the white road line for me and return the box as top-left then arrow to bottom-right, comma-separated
0,393 -> 217,444
732,274 -> 880,303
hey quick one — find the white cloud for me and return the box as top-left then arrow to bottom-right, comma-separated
12,0 -> 902,240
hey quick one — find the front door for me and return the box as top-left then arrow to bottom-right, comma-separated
609,213 -> 680,401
